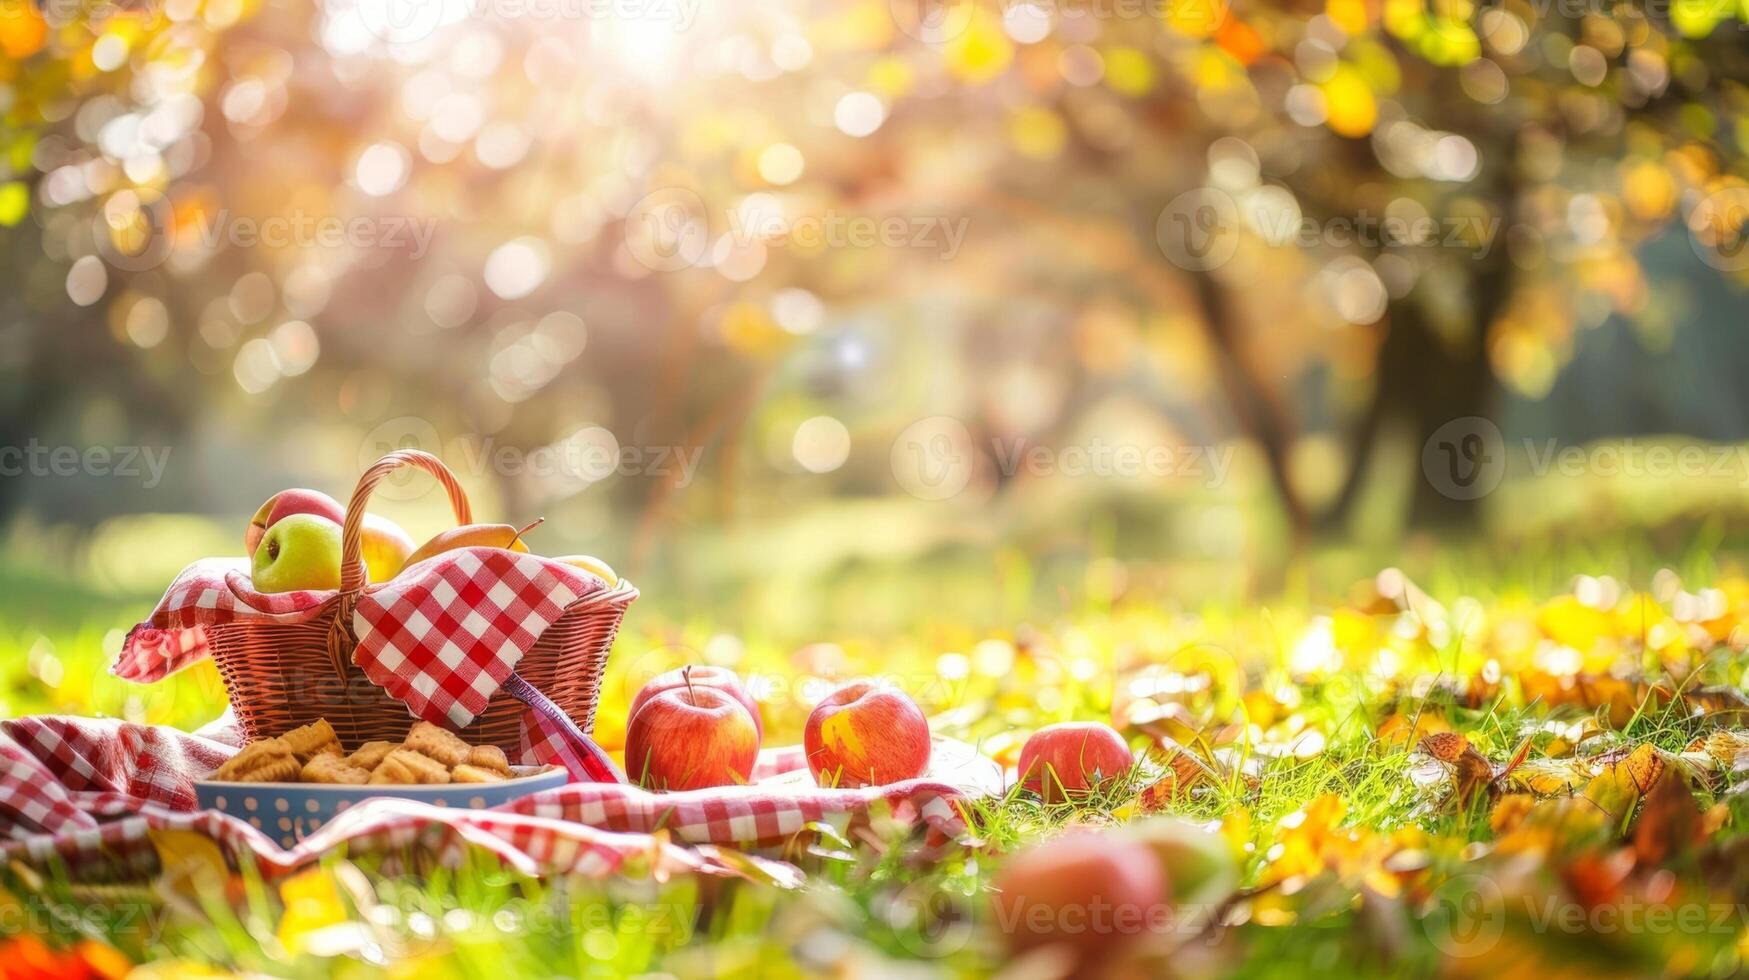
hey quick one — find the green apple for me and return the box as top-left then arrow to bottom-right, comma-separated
252,514 -> 344,593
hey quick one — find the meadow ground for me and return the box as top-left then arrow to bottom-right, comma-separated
8,532 -> 1749,978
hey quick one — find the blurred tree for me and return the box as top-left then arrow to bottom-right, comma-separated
2,0 -> 1747,558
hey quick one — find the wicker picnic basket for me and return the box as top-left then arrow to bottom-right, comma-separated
207,449 -> 636,754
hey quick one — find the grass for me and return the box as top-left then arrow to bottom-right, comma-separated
9,532 -> 1749,977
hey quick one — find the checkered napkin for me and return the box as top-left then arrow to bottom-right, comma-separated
351,549 -> 587,728
0,715 -> 1001,880
113,549 -> 609,688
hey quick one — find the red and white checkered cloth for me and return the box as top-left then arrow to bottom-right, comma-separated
351,549 -> 593,728
113,550 -> 611,693
0,714 -> 1002,881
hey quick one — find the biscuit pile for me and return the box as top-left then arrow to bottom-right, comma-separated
210,719 -> 517,785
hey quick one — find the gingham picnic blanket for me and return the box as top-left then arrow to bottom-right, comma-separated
0,714 -> 1001,882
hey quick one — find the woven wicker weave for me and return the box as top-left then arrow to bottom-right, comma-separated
211,450 -> 635,751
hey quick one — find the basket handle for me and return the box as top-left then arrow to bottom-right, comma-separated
339,449 -> 474,593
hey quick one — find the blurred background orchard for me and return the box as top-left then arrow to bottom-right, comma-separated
3,0 -> 1749,718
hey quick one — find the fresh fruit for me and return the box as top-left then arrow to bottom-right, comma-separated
624,683 -> 758,791
358,513 -> 415,583
245,489 -> 344,558
1018,722 -> 1135,803
990,831 -> 1167,963
251,514 -> 344,593
552,554 -> 618,587
1119,817 -> 1240,911
629,666 -> 763,741
403,519 -> 541,568
803,681 -> 931,787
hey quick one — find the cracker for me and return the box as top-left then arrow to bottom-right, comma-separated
280,719 -> 339,760
383,748 -> 450,785
301,754 -> 369,786
347,740 -> 397,771
404,722 -> 470,768
213,738 -> 291,780
467,745 -> 512,776
367,755 -> 418,785
450,764 -> 507,784
233,757 -> 300,783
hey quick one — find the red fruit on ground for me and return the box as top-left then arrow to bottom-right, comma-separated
804,681 -> 931,788
1018,721 -> 1135,803
991,832 -> 1168,962
624,684 -> 759,791
629,665 -> 763,741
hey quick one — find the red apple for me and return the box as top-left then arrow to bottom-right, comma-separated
246,489 -> 344,558
629,666 -> 763,741
991,832 -> 1167,963
804,682 -> 931,788
624,684 -> 758,791
1018,722 -> 1135,803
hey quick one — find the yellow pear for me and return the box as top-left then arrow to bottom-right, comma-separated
404,518 -> 541,568
553,554 -> 618,587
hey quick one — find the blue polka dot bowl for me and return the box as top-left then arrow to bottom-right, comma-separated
195,766 -> 567,848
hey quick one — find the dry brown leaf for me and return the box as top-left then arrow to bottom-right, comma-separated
1631,764 -> 1701,864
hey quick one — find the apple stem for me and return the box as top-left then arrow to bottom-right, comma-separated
683,665 -> 696,706
510,517 -> 545,549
